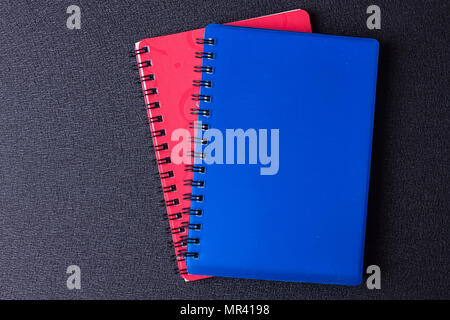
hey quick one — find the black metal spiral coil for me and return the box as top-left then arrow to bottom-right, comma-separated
187,151 -> 206,159
174,235 -> 200,247
157,157 -> 171,165
184,179 -> 205,187
146,101 -> 160,109
130,47 -> 149,56
150,129 -> 166,137
154,142 -> 168,151
194,66 -> 213,73
192,80 -> 212,88
190,136 -> 208,145
195,51 -> 214,59
133,45 -> 188,275
140,74 -> 154,82
189,122 -> 209,130
182,38 -> 216,262
196,38 -> 215,45
192,94 -> 211,102
163,184 -> 177,193
133,38 -> 216,272
166,199 -> 180,207
184,164 -> 206,173
168,212 -> 183,221
150,115 -> 163,123
182,207 -> 203,216
143,88 -> 158,96
183,193 -> 204,202
177,249 -> 199,259
134,60 -> 152,69
160,170 -> 174,179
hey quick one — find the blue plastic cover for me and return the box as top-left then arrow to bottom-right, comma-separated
187,24 -> 379,285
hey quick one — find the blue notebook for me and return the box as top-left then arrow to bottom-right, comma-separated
185,24 -> 379,285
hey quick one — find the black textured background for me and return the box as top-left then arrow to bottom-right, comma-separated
0,0 -> 449,299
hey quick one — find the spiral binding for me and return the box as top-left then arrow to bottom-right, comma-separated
130,47 -> 186,271
185,164 -> 206,173
182,207 -> 203,216
133,44 -> 190,274
192,80 -> 212,88
133,38 -> 215,271
196,38 -> 215,45
180,38 -> 216,260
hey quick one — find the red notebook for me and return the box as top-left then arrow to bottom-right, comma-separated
134,9 -> 312,281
